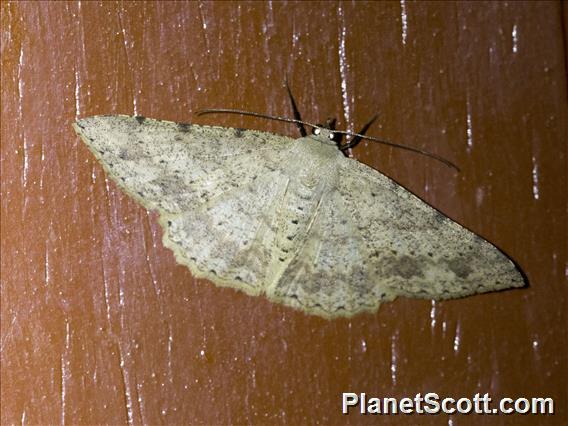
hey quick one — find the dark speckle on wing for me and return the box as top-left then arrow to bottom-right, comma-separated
383,255 -> 425,279
177,122 -> 191,133
447,257 -> 474,279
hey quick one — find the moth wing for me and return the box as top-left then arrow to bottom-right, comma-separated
160,171 -> 290,296
73,115 -> 295,214
268,188 -> 391,317
335,159 -> 524,301
270,158 -> 524,317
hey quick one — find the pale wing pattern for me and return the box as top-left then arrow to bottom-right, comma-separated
268,188 -> 392,317
269,158 -> 524,317
73,115 -> 295,214
334,159 -> 524,301
161,171 -> 291,295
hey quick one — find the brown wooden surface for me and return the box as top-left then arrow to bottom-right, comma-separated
1,1 -> 566,425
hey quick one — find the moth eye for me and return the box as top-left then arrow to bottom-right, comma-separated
313,128 -> 321,136
328,133 -> 335,140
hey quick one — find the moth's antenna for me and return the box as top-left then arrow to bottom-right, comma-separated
196,109 -> 320,130
338,129 -> 460,172
195,109 -> 459,172
342,115 -> 379,150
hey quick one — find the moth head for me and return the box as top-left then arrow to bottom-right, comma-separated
311,118 -> 343,147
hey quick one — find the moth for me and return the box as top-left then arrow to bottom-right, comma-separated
73,85 -> 524,318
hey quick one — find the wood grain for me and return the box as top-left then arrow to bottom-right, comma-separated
1,2 -> 565,424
